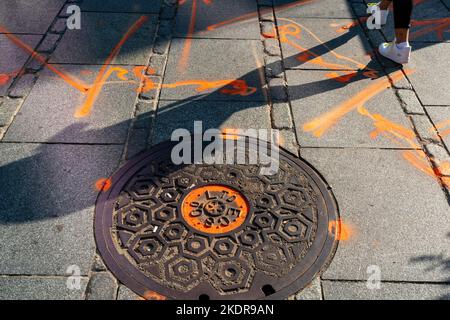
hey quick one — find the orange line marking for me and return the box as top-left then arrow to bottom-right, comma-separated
74,16 -> 149,118
0,26 -> 90,93
303,69 -> 413,137
178,0 -> 198,72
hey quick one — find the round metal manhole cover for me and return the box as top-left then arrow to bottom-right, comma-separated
95,135 -> 339,300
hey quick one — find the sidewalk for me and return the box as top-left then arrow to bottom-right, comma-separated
0,0 -> 449,300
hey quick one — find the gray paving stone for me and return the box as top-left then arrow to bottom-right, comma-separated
407,43 -> 450,106
85,272 -> 117,300
0,143 -> 122,275
152,100 -> 271,144
411,115 -> 440,143
0,276 -> 88,300
424,143 -> 450,176
272,102 -> 293,129
295,277 -> 322,300
0,34 -> 42,96
278,129 -> 299,155
274,0 -> 355,18
0,0 -> 65,34
81,0 -> 162,14
286,70 -> 418,148
301,148 -> 450,282
397,89 -> 425,114
0,98 -> 21,128
426,106 -> 450,151
161,39 -> 266,102
117,285 -> 142,300
278,18 -> 380,70
50,12 -> 158,65
174,0 -> 260,39
8,74 -> 37,99
323,281 -> 450,300
4,65 -> 140,144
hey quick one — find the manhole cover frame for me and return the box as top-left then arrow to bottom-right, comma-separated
94,137 -> 339,300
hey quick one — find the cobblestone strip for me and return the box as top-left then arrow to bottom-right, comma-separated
0,0 -> 76,140
122,0 -> 178,162
349,2 -> 450,199
88,0 -> 180,300
257,0 -> 320,300
257,0 -> 300,157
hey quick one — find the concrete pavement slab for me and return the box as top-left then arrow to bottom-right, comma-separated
286,70 -> 418,148
174,0 -> 260,39
426,106 -> 450,150
277,18 -> 380,71
0,34 -> 42,96
0,0 -> 64,34
0,143 -> 122,275
323,280 -> 450,300
161,38 -> 266,101
81,0 -> 162,14
407,43 -> 450,106
152,100 -> 271,144
274,0 -> 355,18
117,285 -> 142,300
0,276 -> 88,300
4,65 -> 140,144
50,12 -> 158,65
301,148 -> 450,282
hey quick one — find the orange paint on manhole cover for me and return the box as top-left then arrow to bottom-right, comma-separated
181,184 -> 249,234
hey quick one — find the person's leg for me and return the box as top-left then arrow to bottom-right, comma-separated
393,0 -> 413,45
378,0 -> 413,64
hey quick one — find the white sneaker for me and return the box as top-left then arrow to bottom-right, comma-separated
367,2 -> 389,25
378,41 -> 411,64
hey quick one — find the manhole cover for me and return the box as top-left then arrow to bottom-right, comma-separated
95,136 -> 339,300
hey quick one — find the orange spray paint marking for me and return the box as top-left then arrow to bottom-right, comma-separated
161,79 -> 256,96
74,16 -> 149,118
0,25 -> 90,93
410,18 -> 450,41
303,70 -> 413,137
142,290 -> 166,300
328,219 -> 352,241
357,105 -> 450,187
95,178 -> 112,192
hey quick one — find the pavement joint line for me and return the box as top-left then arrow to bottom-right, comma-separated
0,275 -> 90,279
300,146 -> 423,151
0,141 -> 125,146
322,279 -> 450,285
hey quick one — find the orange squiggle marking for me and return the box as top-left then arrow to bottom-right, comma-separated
357,105 -> 450,187
410,18 -> 450,41
74,16 -> 149,118
162,79 -> 256,96
0,26 -> 90,93
303,70 -> 414,137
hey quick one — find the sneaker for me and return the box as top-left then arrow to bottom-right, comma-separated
378,41 -> 411,64
367,2 -> 389,25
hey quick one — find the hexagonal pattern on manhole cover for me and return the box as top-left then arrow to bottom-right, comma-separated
94,136 -> 339,300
